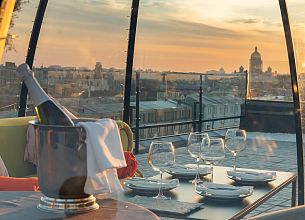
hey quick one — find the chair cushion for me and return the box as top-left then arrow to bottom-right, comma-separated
117,152 -> 138,179
116,120 -> 134,152
0,176 -> 39,191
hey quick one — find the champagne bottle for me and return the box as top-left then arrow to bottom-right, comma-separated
17,63 -> 75,126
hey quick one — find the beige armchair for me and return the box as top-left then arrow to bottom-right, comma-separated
0,116 -> 143,178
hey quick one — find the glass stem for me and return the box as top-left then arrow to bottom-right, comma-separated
210,163 -> 213,183
233,152 -> 237,171
158,171 -> 164,197
196,157 -> 200,181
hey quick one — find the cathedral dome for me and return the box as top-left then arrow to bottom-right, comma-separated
250,46 -> 261,59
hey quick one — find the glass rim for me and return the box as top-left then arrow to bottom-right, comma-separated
226,128 -> 247,132
150,141 -> 173,145
209,137 -> 224,142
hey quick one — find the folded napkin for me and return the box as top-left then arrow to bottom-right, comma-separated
77,119 -> 127,195
227,170 -> 276,181
117,151 -> 138,179
196,183 -> 253,197
0,155 -> 9,176
125,177 -> 179,190
169,164 -> 211,175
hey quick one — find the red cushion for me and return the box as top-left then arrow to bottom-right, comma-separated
0,176 -> 39,191
117,152 -> 138,179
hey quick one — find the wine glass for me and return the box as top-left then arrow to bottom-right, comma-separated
201,137 -> 225,182
187,132 -> 210,184
147,141 -> 175,199
225,129 -> 246,171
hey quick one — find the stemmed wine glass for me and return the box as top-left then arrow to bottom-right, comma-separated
225,129 -> 246,171
187,132 -> 210,184
147,141 -> 175,199
201,137 -> 225,182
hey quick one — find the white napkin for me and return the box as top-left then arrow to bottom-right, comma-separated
169,164 -> 211,175
227,170 -> 276,181
125,177 -> 179,190
0,155 -> 9,176
196,183 -> 253,197
77,119 -> 127,195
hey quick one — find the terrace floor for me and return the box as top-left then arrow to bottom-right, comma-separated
135,132 -> 297,219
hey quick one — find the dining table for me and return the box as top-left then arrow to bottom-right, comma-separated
0,166 -> 296,220
120,166 -> 296,220
0,191 -> 160,220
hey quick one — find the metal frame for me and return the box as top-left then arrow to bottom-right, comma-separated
123,0 -> 140,123
198,75 -> 203,132
18,0 -> 48,116
16,1 -> 303,205
279,0 -> 304,205
134,71 -> 140,154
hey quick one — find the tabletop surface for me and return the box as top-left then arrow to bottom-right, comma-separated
121,166 -> 296,220
0,191 -> 159,220
0,166 -> 296,220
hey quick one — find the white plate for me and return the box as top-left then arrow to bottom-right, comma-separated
166,164 -> 211,179
124,178 -> 179,195
227,170 -> 277,184
195,183 -> 253,201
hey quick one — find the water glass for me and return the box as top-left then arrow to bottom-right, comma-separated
225,129 -> 246,171
201,137 -> 225,182
187,132 -> 210,184
147,141 -> 175,199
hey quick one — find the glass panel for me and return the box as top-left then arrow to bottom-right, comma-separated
32,0 -> 131,120
287,0 -> 305,129
0,0 -> 39,118
133,1 -> 297,218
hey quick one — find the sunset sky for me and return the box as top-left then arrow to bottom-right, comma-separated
3,0 -> 305,73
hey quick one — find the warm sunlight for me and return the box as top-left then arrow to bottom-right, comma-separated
2,0 -> 305,73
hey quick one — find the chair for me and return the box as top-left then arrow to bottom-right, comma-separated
0,176 -> 39,191
248,205 -> 305,220
0,116 -> 143,178
0,116 -> 36,177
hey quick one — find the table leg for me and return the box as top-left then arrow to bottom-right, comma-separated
291,179 -> 296,207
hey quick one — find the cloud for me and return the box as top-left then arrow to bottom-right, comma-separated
229,18 -> 261,24
138,18 -> 245,41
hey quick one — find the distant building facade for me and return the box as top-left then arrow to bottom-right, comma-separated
248,47 -> 279,98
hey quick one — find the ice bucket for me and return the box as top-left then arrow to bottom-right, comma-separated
30,120 -> 90,199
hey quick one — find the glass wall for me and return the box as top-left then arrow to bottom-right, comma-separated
132,2 -> 298,217
2,0 -> 131,120
287,0 -> 305,131
0,0 -> 39,118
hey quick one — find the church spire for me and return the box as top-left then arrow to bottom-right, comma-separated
255,46 -> 257,52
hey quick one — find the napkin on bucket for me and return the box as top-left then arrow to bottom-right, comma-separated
77,119 -> 127,195
0,155 -> 9,176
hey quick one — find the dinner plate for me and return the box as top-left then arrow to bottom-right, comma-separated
227,170 -> 277,185
166,164 -> 211,179
124,178 -> 179,195
195,183 -> 253,201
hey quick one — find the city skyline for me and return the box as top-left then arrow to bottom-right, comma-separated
2,0 -> 305,73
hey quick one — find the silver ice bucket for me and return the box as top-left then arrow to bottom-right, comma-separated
30,120 -> 99,213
